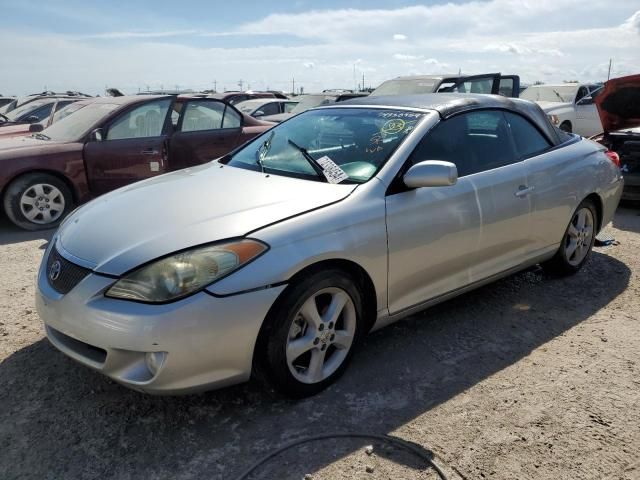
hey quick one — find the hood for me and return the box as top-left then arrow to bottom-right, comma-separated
536,101 -> 573,113
0,124 -> 30,139
595,74 -> 640,134
58,162 -> 356,275
0,135 -> 70,157
260,112 -> 293,123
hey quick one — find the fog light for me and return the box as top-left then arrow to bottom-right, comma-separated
145,351 -> 166,376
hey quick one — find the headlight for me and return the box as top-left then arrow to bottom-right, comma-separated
106,239 -> 268,303
548,114 -> 560,125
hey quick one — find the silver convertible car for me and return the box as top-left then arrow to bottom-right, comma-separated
36,94 -> 623,397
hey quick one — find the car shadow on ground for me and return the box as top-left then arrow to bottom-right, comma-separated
0,251 -> 630,479
0,215 -> 54,247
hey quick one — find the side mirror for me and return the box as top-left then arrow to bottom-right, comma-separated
25,115 -> 40,124
90,128 -> 104,142
577,96 -> 593,105
253,110 -> 265,117
403,160 -> 458,189
29,123 -> 44,133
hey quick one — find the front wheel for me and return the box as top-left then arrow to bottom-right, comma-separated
256,270 -> 364,398
3,173 -> 74,231
543,199 -> 597,276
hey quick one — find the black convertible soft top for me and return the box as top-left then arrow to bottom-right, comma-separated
341,93 -> 563,146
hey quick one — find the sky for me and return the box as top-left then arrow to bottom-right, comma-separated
1,0 -> 639,96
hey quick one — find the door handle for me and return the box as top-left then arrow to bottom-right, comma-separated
515,185 -> 535,198
141,148 -> 159,155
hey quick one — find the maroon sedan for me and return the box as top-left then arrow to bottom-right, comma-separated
0,95 -> 273,230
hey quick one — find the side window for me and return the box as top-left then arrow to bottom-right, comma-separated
107,99 -> 171,140
284,102 -> 298,113
454,77 -> 494,94
258,102 -> 280,116
575,86 -> 589,103
222,106 -> 242,128
498,78 -> 514,97
180,101 -> 225,132
408,110 -> 517,177
54,100 -> 74,113
504,112 -> 551,159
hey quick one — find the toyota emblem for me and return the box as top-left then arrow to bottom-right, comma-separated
49,260 -> 62,281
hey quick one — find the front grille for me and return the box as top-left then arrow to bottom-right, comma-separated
46,246 -> 91,295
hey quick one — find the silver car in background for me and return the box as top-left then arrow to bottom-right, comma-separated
36,94 -> 623,397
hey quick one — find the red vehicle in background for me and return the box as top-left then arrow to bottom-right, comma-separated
0,95 -> 273,230
592,74 -> 640,202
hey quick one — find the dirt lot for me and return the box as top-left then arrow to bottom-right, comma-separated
0,207 -> 639,480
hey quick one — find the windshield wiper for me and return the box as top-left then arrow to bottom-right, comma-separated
0,113 -> 8,122
255,131 -> 275,173
552,89 -> 564,102
32,132 -> 51,141
287,139 -> 327,181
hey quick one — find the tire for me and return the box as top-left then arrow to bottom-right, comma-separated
559,121 -> 572,133
3,173 -> 74,231
543,198 -> 598,276
255,269 -> 364,398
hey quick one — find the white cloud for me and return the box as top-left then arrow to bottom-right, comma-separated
393,54 -> 421,61
2,2 -> 640,95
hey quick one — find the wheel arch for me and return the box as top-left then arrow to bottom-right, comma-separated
584,192 -> 604,232
1,169 -> 79,206
251,258 -> 379,378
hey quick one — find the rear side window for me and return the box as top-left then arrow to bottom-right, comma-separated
409,110 -> 518,177
504,112 -> 551,159
180,101 -> 225,132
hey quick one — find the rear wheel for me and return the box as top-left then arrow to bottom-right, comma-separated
256,270 -> 364,398
543,199 -> 597,276
3,173 -> 73,231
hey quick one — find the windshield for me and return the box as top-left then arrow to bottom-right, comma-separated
224,108 -> 424,183
371,79 -> 439,96
290,95 -> 338,114
39,102 -> 119,142
4,100 -> 49,121
521,85 -> 579,103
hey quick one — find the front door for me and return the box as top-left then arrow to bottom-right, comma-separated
169,99 -> 243,171
386,109 -> 531,314
83,98 -> 173,195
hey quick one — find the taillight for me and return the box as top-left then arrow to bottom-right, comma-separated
605,150 -> 620,168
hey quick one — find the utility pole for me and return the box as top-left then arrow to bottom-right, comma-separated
238,79 -> 244,91
213,80 -> 217,92
353,63 -> 356,92
292,77 -> 295,95
362,72 -> 365,91
607,58 -> 613,80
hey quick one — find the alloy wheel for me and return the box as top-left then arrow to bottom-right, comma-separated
19,183 -> 66,225
564,207 -> 594,266
286,287 -> 357,384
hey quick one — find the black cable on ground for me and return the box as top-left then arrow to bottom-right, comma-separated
234,432 -> 450,480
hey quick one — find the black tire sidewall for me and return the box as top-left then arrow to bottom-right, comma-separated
259,269 -> 364,398
3,173 -> 74,231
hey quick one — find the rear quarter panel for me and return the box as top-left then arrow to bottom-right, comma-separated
525,136 -> 622,249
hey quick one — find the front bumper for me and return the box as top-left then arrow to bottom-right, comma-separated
35,247 -> 286,395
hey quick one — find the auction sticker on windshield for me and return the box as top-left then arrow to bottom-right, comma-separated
317,156 -> 349,184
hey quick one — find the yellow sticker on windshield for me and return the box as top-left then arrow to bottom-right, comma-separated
381,119 -> 406,135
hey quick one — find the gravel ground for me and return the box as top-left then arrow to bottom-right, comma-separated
0,207 -> 639,480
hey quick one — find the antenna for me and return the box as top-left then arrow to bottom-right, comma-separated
607,58 -> 612,80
